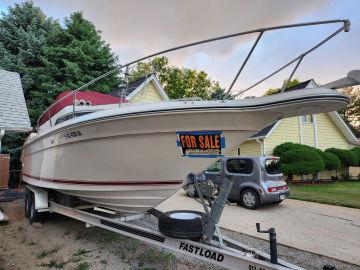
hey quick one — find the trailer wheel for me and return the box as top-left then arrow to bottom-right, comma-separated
24,191 -> 31,218
29,193 -> 44,225
184,184 -> 198,197
159,210 -> 205,240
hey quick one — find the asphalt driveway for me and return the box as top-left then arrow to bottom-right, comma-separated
158,190 -> 360,266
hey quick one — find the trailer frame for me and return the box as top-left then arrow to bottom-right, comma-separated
25,183 -> 306,270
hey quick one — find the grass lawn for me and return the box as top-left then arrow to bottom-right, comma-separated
289,181 -> 360,208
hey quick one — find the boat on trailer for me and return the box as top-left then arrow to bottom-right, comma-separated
21,19 -> 350,214
22,19 -> 351,270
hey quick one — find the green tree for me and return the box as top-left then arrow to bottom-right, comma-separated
325,148 -> 358,167
0,1 -> 58,98
31,11 -> 121,122
129,56 -> 228,100
281,149 -> 325,179
338,87 -> 360,134
350,147 -> 360,166
322,152 -> 341,171
273,142 -> 327,180
263,79 -> 300,96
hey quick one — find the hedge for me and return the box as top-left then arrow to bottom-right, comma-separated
325,148 -> 359,167
322,152 -> 341,171
350,147 -> 360,166
281,149 -> 325,176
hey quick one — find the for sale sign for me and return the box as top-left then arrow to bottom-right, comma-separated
176,131 -> 225,157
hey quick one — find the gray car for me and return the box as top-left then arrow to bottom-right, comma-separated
184,156 -> 289,209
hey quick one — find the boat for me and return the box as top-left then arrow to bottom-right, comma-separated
21,20 -> 350,213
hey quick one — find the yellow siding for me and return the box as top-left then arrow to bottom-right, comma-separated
129,81 -> 164,103
316,113 -> 350,150
264,117 -> 300,155
238,140 -> 262,156
302,123 -> 315,147
349,167 -> 360,178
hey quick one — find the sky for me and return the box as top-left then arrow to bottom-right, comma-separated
0,0 -> 359,97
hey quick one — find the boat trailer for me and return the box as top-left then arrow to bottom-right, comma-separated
24,170 -> 311,270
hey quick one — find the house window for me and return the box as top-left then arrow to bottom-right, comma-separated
301,115 -> 313,124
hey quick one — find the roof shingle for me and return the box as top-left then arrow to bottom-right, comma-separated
0,69 -> 31,131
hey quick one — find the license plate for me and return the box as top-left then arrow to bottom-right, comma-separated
177,131 -> 225,157
280,194 -> 286,200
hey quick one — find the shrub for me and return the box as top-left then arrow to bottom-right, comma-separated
273,142 -> 302,157
325,148 -> 358,167
273,142 -> 323,157
322,152 -> 341,171
350,147 -> 360,166
281,149 -> 325,176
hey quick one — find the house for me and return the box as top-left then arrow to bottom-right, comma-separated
110,73 -> 169,103
0,69 -> 31,188
238,79 -> 358,156
237,80 -> 358,179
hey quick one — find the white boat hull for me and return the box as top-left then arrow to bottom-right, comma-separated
21,89 -> 349,213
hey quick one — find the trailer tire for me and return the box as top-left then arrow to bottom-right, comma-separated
24,191 -> 31,218
184,184 -> 198,198
29,193 -> 44,225
159,210 -> 205,240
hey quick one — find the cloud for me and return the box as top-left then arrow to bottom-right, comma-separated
19,0 -> 327,61
3,0 -> 358,96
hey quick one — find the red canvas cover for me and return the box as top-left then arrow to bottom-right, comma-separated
39,90 -> 127,125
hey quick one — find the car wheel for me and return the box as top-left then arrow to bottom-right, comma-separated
240,189 -> 260,210
159,210 -> 205,240
185,184 -> 198,198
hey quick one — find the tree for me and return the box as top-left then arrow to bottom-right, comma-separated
322,152 -> 341,171
350,147 -> 360,166
0,1 -> 59,108
30,11 -> 121,122
263,79 -> 300,96
273,142 -> 325,180
338,87 -> 360,134
325,148 -> 358,167
281,149 -> 325,179
129,56 -> 228,100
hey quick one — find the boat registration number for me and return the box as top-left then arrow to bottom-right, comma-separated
176,131 -> 224,158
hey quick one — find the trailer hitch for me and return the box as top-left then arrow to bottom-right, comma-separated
256,223 -> 278,264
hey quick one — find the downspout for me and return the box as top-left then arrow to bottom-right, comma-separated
298,116 -> 303,144
313,114 -> 319,148
0,129 -> 5,153
313,114 -> 320,180
256,138 -> 265,156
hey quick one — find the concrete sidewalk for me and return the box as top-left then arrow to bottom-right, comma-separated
158,190 -> 360,266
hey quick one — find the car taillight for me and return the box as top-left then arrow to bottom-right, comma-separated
267,185 -> 288,192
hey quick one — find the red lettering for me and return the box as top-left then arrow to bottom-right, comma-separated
191,136 -> 197,148
185,135 -> 192,148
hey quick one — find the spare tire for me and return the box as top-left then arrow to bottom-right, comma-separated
159,210 -> 206,240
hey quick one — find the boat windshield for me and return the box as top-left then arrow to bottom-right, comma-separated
55,111 -> 93,125
265,158 -> 281,175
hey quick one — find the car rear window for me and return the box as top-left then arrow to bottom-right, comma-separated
265,158 -> 281,174
226,159 -> 253,174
